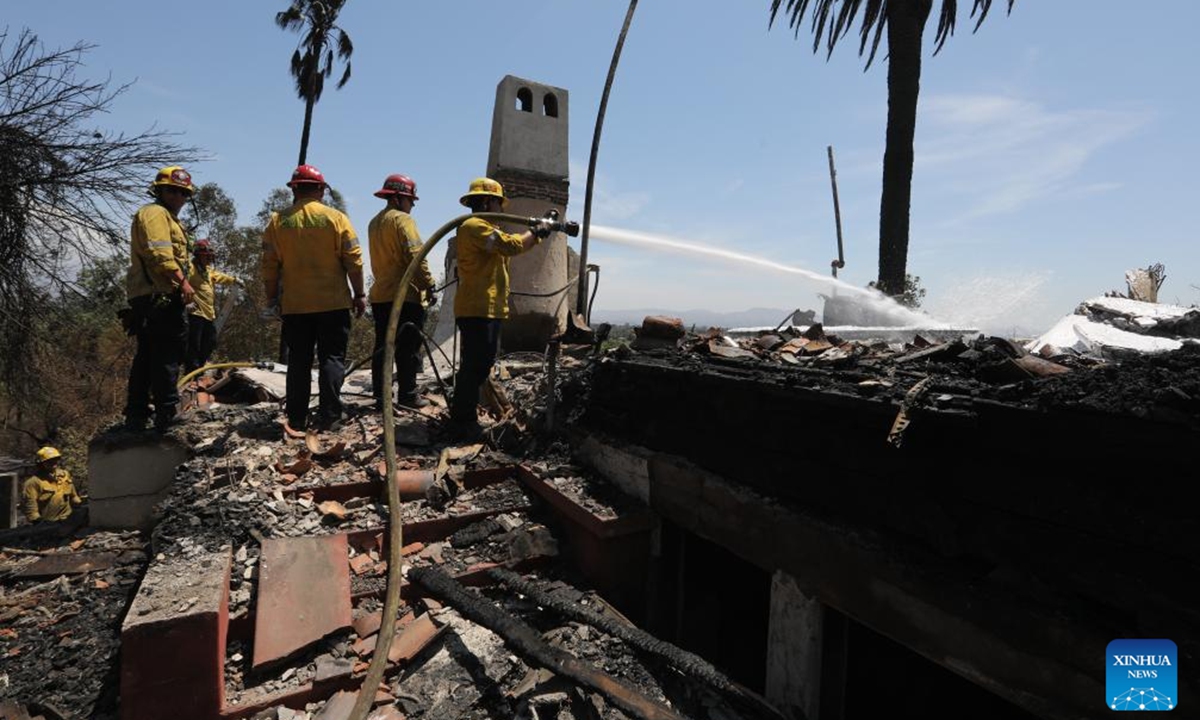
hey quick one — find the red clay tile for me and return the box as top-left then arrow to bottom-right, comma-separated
400,542 -> 424,556
314,689 -> 356,720
352,610 -> 382,638
386,614 -> 441,664
352,634 -> 377,656
349,554 -> 374,575
252,535 -> 352,669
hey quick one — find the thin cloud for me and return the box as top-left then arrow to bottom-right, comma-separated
917,94 -> 1152,223
567,161 -> 649,222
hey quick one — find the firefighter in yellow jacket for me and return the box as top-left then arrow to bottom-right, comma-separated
186,239 -> 240,372
450,178 -> 550,436
262,164 -> 365,432
124,166 -> 196,432
368,174 -> 435,408
23,447 -> 82,523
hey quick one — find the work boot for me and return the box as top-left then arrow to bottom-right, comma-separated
397,393 -> 430,409
154,412 -> 183,434
316,410 -> 345,432
123,416 -> 149,432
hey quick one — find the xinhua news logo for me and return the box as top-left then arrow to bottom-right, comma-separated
1107,639 -> 1177,711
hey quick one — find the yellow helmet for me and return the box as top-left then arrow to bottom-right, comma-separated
35,446 -> 61,463
459,177 -> 507,209
148,165 -> 195,198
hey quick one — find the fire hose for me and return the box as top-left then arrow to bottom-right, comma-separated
348,210 -> 578,720
176,361 -> 272,388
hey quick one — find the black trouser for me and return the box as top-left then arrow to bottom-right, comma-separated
451,317 -> 502,423
371,301 -> 426,400
185,315 -> 217,372
282,309 -> 351,428
125,294 -> 187,426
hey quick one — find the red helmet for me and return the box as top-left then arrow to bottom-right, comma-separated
287,164 -> 327,188
373,174 -> 418,201
194,238 -> 214,257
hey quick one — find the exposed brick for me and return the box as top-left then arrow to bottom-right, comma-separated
120,549 -> 230,720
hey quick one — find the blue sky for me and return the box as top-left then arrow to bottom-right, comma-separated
11,1 -> 1200,334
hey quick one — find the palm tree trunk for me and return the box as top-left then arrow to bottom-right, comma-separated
876,0 -> 932,297
298,96 -> 315,166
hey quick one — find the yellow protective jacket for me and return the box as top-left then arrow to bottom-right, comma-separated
23,468 -> 81,522
188,266 -> 238,321
126,202 -> 190,300
453,216 -> 533,319
368,207 -> 434,305
262,199 -> 363,315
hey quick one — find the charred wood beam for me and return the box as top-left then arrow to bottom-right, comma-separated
489,568 -> 791,720
408,567 -> 685,720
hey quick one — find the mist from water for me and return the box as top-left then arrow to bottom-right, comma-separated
589,225 -> 944,328
925,273 -> 1053,337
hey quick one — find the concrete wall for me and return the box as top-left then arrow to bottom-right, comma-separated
428,75 -> 575,357
88,434 -> 189,530
500,195 -> 571,351
487,76 -> 568,180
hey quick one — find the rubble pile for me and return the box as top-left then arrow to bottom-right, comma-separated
1028,296 -> 1200,358
13,312 -> 1195,719
598,315 -> 1200,425
0,530 -> 147,719
99,365 -> 738,719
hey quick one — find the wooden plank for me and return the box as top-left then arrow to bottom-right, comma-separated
13,550 -> 117,578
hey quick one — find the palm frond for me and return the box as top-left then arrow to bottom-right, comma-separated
334,28 -> 353,60
771,0 -> 1015,69
858,0 -> 886,68
275,5 -> 303,31
932,1 -> 958,54
932,0 -> 1016,57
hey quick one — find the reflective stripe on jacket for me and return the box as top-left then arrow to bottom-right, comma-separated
453,217 -> 530,319
188,267 -> 238,321
22,468 -> 81,522
127,203 -> 190,300
368,208 -> 434,305
262,199 -> 363,315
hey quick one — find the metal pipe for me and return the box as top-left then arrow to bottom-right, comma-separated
828,145 -> 846,278
576,0 -> 640,317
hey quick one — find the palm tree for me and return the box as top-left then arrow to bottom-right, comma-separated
770,0 -> 1013,297
275,0 -> 354,166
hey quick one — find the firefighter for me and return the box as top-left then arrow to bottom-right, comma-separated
185,239 -> 240,372
368,174 -> 435,409
22,447 -> 82,524
449,177 -> 552,437
124,165 -> 196,432
262,164 -> 365,433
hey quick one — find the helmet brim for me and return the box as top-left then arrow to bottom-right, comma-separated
460,193 -> 507,209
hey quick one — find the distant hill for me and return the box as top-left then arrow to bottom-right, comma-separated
590,307 -> 796,329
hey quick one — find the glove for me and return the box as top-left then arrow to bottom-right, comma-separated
533,220 -> 553,240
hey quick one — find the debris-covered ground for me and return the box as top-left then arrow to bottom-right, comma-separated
4,297 -> 1198,719
608,302 -> 1200,426
0,527 -> 147,719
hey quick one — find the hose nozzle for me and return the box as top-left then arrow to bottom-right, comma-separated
531,209 -> 581,238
